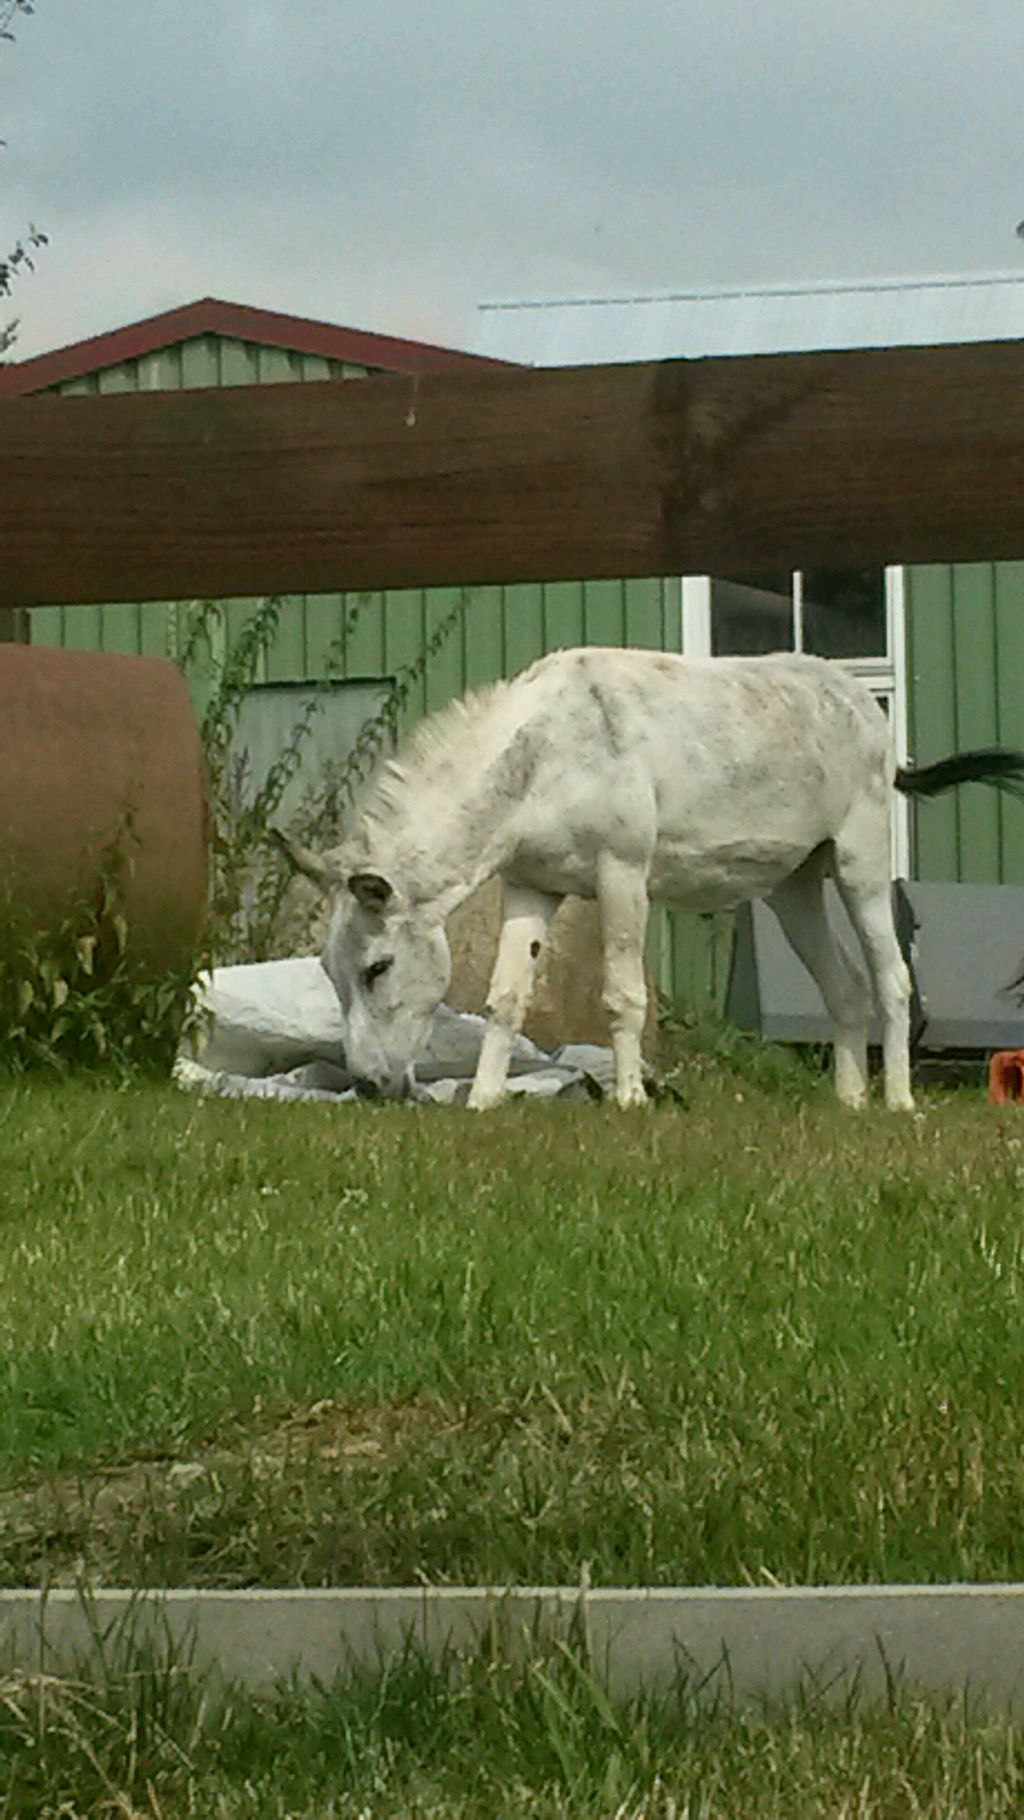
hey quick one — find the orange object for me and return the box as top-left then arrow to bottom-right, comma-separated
989,1051 -> 1024,1104
0,645 -> 208,974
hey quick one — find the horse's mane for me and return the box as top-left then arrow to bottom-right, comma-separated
360,675 -> 514,838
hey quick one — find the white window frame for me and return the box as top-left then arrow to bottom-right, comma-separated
680,567 -> 909,877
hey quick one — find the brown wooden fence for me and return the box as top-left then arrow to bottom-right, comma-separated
3,341 -> 1024,610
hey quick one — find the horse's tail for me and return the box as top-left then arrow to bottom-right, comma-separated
895,747 -> 1024,800
894,746 -> 1024,1009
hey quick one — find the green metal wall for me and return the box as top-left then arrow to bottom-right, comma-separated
906,562 -> 1024,885
28,578 -> 682,722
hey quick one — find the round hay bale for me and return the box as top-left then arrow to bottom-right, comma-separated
446,877 -> 658,1053
0,645 -> 208,974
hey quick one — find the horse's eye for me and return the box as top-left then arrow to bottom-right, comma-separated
363,957 -> 394,988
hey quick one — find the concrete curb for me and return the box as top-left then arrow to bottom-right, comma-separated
4,1584 -> 1024,1710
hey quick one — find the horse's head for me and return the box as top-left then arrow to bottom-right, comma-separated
323,868 -> 451,1099
269,831 -> 451,1098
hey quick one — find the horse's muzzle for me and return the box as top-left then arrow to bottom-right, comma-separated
353,1072 -> 412,1102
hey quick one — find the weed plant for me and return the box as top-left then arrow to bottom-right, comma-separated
0,825 -> 193,1078
190,587 -> 477,963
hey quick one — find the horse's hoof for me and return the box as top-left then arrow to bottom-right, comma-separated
467,1089 -> 505,1112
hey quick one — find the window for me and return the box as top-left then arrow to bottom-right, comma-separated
710,575 -> 792,656
802,569 -> 887,660
709,569 -> 887,661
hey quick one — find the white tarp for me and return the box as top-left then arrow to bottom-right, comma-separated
174,957 -> 616,1104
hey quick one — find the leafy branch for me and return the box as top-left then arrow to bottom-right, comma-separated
0,0 -> 45,358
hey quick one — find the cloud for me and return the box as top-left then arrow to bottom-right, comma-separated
3,0 -> 1024,359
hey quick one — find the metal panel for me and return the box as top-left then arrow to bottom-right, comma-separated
542,580 -> 586,652
140,602 -> 177,660
230,680 -> 391,825
499,583 -> 540,678
50,374 -> 99,395
424,588 -> 466,715
582,578 -> 626,647
99,601 -> 143,657
263,597 -> 308,684
255,345 -> 300,385
951,566 -> 1000,882
461,585 -> 505,692
218,339 -> 260,387
907,566 -> 960,881
995,563 -> 1024,882
380,589 -> 425,713
344,587 -> 388,680
476,271 -> 1024,367
180,336 -> 220,389
302,594 -> 346,684
96,362 -> 136,395
907,561 -> 1024,884
137,347 -> 184,391
624,577 -> 667,649
28,605 -> 65,647
648,908 -> 733,1019
727,883 -> 1024,1052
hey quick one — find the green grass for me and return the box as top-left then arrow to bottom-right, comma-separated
3,1052 -> 1024,1589
3,1630 -> 1024,1818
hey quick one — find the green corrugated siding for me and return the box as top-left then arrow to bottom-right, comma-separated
152,576 -> 684,725
906,562 -> 1024,883
649,908 -> 734,1020
43,336 -> 372,399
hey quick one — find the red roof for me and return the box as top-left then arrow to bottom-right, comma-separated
0,296 -> 513,396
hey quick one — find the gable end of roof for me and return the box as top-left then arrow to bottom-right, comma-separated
0,297 -> 513,396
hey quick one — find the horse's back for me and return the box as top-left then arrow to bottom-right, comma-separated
518,647 -> 888,787
508,648 -> 892,908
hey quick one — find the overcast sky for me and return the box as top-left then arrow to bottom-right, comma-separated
3,0 -> 1024,362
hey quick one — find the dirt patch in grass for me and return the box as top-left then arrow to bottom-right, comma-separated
0,1396 -> 464,1588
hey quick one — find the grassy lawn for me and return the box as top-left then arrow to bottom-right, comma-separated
2,1040 -> 1024,1593
6,1041 -> 1024,1814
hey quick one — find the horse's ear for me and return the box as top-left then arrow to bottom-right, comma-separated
268,829 -> 344,892
348,871 -> 395,914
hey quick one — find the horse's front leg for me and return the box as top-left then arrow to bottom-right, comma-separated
596,852 -> 650,1109
468,883 -> 558,1110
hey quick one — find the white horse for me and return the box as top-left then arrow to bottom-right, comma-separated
281,647 -> 1024,1112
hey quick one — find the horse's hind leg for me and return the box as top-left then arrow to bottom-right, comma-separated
766,859 -> 872,1108
596,851 -> 650,1109
468,883 -> 558,1111
833,808 -> 913,1112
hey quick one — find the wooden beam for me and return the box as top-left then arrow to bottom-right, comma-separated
4,341 -> 1024,610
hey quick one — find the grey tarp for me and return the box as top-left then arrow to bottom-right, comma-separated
175,957 -> 617,1104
